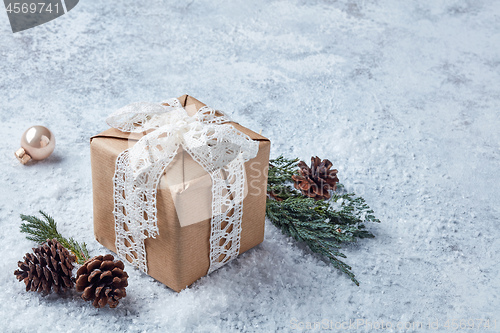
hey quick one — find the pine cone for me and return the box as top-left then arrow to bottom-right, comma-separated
76,254 -> 128,308
292,156 -> 339,200
13,238 -> 75,293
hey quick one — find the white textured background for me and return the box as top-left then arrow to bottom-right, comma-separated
0,1 -> 499,332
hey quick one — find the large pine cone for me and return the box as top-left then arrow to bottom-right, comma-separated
76,254 -> 128,308
292,156 -> 339,200
14,238 -> 75,293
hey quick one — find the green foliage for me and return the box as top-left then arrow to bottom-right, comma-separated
266,156 -> 380,286
20,211 -> 90,264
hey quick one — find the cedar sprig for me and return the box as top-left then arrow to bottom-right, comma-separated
266,156 -> 380,286
20,211 -> 90,264
267,156 -> 302,201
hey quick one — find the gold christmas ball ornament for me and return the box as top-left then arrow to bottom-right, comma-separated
15,126 -> 56,164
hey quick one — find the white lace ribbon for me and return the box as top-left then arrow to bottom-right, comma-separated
106,98 -> 259,274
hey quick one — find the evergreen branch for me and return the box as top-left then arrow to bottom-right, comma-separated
20,211 -> 90,264
266,156 -> 380,286
267,156 -> 301,201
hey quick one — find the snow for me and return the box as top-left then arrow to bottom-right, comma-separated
1,0 -> 499,332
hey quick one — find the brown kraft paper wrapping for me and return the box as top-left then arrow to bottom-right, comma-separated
90,95 -> 270,292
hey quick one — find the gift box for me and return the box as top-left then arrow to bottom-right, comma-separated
90,95 -> 270,291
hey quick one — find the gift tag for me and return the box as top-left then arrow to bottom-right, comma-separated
4,0 -> 79,33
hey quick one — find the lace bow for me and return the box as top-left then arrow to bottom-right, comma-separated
106,98 -> 259,274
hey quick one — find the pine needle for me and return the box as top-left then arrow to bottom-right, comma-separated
266,156 -> 380,286
20,211 -> 90,264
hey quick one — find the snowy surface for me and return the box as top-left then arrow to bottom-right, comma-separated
1,0 -> 499,332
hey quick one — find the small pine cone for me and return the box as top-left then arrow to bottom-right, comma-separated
13,238 -> 76,294
292,156 -> 339,200
76,254 -> 128,308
